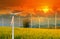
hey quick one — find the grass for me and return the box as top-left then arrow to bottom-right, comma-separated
0,26 -> 12,39
14,28 -> 60,39
0,26 -> 60,39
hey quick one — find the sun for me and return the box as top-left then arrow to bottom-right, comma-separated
41,6 -> 49,13
42,8 -> 49,13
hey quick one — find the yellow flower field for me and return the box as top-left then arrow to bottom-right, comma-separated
0,27 -> 60,39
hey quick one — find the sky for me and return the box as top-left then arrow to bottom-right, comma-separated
0,0 -> 60,15
0,0 -> 60,27
0,0 -> 60,10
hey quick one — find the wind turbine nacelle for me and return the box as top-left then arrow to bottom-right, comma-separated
10,13 -> 19,16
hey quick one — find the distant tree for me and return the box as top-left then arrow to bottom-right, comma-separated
23,18 -> 30,28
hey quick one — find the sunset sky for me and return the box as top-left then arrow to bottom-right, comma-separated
0,0 -> 60,10
0,0 -> 60,27
0,0 -> 60,15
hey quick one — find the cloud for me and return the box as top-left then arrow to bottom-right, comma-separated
0,0 -> 23,8
0,0 -> 60,15
0,0 -> 60,9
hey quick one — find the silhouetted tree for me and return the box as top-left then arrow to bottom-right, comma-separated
23,18 -> 30,28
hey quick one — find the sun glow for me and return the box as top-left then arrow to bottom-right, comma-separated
41,6 -> 49,13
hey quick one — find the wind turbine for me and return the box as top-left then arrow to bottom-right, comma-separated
33,9 -> 41,28
19,16 -> 20,27
7,9 -> 22,39
11,10 -> 22,39
0,15 -> 4,26
41,6 -> 50,28
30,13 -> 33,28
55,11 -> 57,29
38,12 -> 41,28
0,9 -> 5,26
53,8 -> 57,29
30,12 -> 35,28
36,11 -> 41,28
1,15 -> 3,26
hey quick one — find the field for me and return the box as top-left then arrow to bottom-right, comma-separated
0,27 -> 60,39
0,26 -> 12,39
